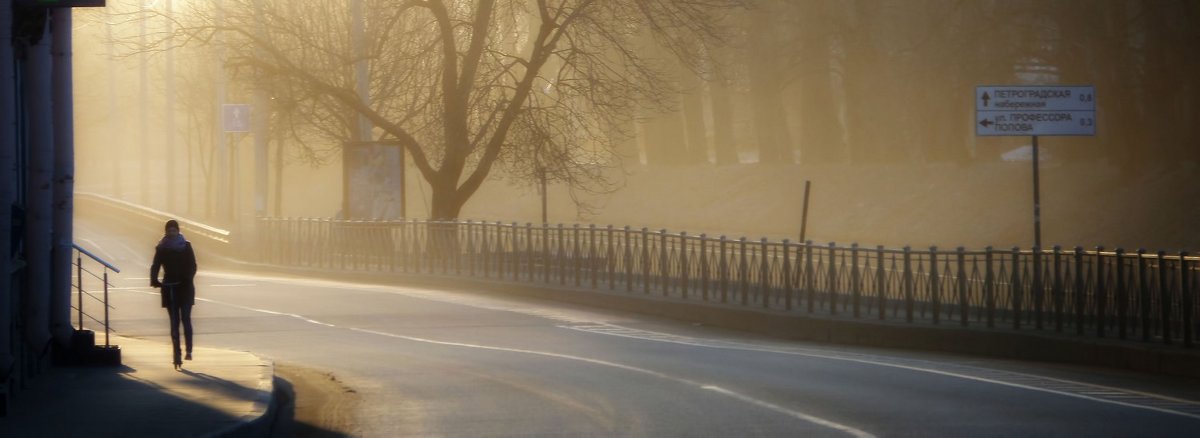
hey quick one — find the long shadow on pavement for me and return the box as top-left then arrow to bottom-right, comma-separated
0,364 -> 248,438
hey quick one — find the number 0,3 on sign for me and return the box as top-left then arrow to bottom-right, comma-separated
976,86 -> 1096,137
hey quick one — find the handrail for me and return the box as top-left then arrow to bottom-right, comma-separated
72,243 -> 120,349
72,243 -> 121,273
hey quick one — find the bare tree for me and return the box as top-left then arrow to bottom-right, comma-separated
144,0 -> 746,220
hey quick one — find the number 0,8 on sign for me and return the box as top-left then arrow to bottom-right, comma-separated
976,85 -> 1096,137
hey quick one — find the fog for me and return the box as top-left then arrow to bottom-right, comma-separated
70,0 -> 1199,252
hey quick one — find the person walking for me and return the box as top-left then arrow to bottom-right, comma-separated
150,219 -> 198,370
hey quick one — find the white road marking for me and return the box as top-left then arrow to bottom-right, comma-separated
148,271 -> 1200,422
561,324 -> 1200,421
187,295 -> 873,437
702,385 -> 874,438
345,325 -> 875,437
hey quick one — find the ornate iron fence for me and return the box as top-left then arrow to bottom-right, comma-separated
257,218 -> 1197,347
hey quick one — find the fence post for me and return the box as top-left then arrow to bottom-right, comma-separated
1012,247 -> 1022,330
1053,246 -> 1064,332
783,239 -> 792,311
930,246 -> 940,325
589,224 -> 597,289
876,246 -> 886,320
903,246 -> 914,323
558,224 -> 566,285
1096,246 -> 1106,338
985,246 -> 995,328
523,222 -> 532,279
660,229 -> 669,296
491,221 -> 503,278
851,243 -> 861,318
1034,245 -> 1045,330
739,237 -> 749,306
681,232 -> 690,300
514,223 -> 522,280
606,225 -> 614,289
806,241 -> 816,313
624,226 -> 633,292
1072,246 -> 1086,334
827,242 -> 838,315
1116,248 -> 1127,339
720,236 -> 729,303
761,238 -> 771,309
642,228 -> 650,294
451,221 -> 464,276
701,234 -> 710,301
1158,251 -> 1170,344
576,223 -> 585,284
1181,252 -> 1192,347
465,221 -> 474,276
957,247 -> 968,327
1138,249 -> 1149,342
389,221 -> 398,272
481,221 -> 490,278
544,224 -> 552,283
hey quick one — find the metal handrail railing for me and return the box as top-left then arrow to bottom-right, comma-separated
72,243 -> 120,348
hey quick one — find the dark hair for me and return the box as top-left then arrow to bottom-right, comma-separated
165,219 -> 180,231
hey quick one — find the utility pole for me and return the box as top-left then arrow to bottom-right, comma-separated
342,0 -> 375,220
252,0 -> 268,219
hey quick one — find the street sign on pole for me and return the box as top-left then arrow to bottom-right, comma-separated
975,84 -> 1096,308
222,104 -> 251,133
976,85 -> 1095,136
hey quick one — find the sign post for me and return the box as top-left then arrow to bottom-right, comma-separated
222,104 -> 251,223
976,85 -> 1095,329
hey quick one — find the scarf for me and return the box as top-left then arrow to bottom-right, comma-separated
157,233 -> 189,251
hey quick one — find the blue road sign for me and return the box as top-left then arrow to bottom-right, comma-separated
223,104 -> 251,133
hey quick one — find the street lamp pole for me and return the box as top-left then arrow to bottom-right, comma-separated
165,0 -> 176,212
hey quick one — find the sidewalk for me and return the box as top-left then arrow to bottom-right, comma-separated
0,335 -> 285,438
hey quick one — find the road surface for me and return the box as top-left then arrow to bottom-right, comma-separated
74,217 -> 1200,437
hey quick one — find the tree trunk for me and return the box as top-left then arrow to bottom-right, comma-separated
429,179 -> 464,220
747,8 -> 791,164
797,23 -> 843,164
641,110 -> 688,166
680,73 -> 709,164
708,78 -> 738,165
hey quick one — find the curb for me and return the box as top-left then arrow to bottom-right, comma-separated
208,359 -> 286,438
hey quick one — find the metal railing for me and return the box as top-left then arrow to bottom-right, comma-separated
257,218 -> 1198,347
72,244 -> 120,348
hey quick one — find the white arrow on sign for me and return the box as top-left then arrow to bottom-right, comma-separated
977,110 -> 1095,136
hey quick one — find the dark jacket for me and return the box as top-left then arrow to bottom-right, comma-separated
151,242 -> 197,308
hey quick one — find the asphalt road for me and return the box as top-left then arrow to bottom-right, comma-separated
75,217 -> 1200,437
